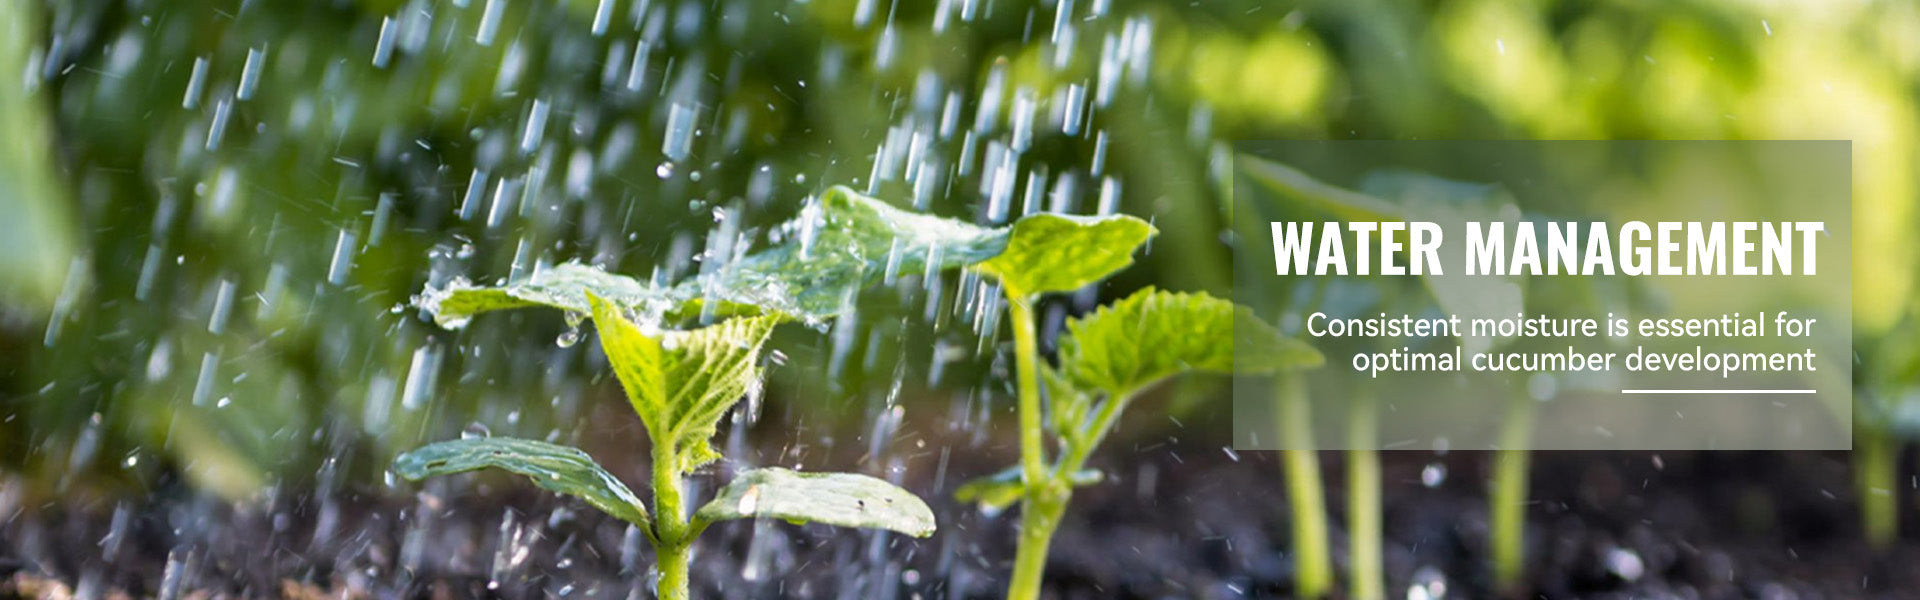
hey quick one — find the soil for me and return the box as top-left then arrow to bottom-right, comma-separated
3,436 -> 1917,599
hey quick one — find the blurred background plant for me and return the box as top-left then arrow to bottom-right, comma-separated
1,0 -> 1917,594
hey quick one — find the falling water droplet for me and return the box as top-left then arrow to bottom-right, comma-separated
327,229 -> 358,285
191,352 -> 218,406
208,278 -> 236,334
236,46 -> 265,100
591,0 -> 615,36
662,102 -> 697,161
205,98 -> 232,150
1421,463 -> 1447,487
182,57 -> 208,109
373,17 -> 398,67
520,99 -> 550,154
476,0 -> 504,46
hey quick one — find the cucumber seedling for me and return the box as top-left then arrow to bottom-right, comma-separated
402,186 -> 1298,598
395,300 -> 934,599
1851,313 -> 1920,550
395,186 -> 1015,598
1240,156 -> 1529,597
953,215 -> 1320,600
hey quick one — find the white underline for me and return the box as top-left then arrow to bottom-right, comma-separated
1621,389 -> 1816,395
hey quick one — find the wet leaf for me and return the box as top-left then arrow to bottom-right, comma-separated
974,213 -> 1155,297
695,467 -> 936,537
1237,158 -> 1528,355
588,293 -> 781,474
421,187 -> 1006,329
393,437 -> 651,528
1057,288 -> 1319,397
1236,154 -> 1403,222
678,186 -> 1006,324
1043,364 -> 1094,441
1359,170 -> 1527,354
954,465 -> 1104,511
0,0 -> 78,315
952,466 -> 1024,510
418,262 -> 684,329
1233,305 -> 1327,374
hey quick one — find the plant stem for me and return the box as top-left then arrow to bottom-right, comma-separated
1278,373 -> 1332,598
1856,420 -> 1900,550
1008,483 -> 1069,600
654,538 -> 690,600
1489,391 -> 1533,594
651,443 -> 691,600
1003,292 -> 1061,600
1348,391 -> 1383,600
1007,294 -> 1048,485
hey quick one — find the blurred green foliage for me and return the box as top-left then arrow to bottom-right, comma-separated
0,0 -> 1915,499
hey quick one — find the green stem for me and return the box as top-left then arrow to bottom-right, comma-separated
1856,421 -> 1900,550
1007,294 -> 1048,488
1006,296 -> 1052,488
1062,385 -> 1138,475
1348,392 -> 1383,600
1004,292 -> 1061,600
1490,392 -> 1533,594
651,442 -> 691,600
654,538 -> 690,600
1279,373 -> 1332,598
1008,484 -> 1070,600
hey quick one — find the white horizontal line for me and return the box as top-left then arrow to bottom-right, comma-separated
1621,389 -> 1816,395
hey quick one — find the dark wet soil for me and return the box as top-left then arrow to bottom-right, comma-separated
3,434 -> 1917,599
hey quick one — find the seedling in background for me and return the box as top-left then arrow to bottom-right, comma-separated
1854,313 -> 1920,550
954,215 -> 1320,600
1240,156 -> 1531,597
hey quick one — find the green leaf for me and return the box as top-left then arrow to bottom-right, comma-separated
1056,288 -> 1319,397
1237,158 -> 1528,355
1043,364 -> 1094,441
1358,170 -> 1527,354
1232,304 -> 1327,374
694,467 -> 936,537
0,0 -> 79,316
393,437 -> 651,528
974,213 -> 1156,297
1236,154 -> 1404,222
418,262 -> 684,329
415,186 -> 1002,329
588,293 -> 781,474
416,188 -> 1154,329
678,185 -> 1006,324
954,465 -> 1104,511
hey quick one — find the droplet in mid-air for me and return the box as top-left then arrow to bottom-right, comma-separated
1421,463 -> 1447,488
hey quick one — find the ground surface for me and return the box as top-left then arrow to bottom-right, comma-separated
3,439 -> 1917,599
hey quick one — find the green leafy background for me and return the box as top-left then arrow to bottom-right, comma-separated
0,0 -> 1915,503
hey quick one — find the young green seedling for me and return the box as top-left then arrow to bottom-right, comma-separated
410,185 -> 1290,597
397,186 -> 1020,598
1853,313 -> 1920,550
396,296 -> 934,599
954,212 -> 1320,599
1240,156 -> 1530,597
